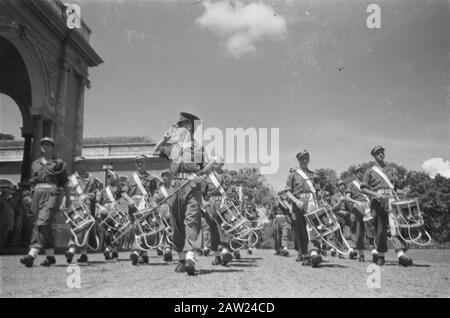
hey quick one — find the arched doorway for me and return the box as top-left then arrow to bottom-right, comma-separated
0,36 -> 35,182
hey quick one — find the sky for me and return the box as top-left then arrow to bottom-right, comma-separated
1,0 -> 449,189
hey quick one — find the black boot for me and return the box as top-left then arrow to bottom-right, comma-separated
141,254 -> 149,264
376,255 -> 385,266
130,253 -> 139,266
65,251 -> 74,263
398,255 -> 413,267
310,254 -> 322,268
77,254 -> 88,263
163,249 -> 173,262
104,250 -> 111,260
20,255 -> 34,268
41,256 -> 56,267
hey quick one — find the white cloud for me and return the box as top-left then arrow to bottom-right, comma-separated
421,157 -> 450,178
195,1 -> 287,58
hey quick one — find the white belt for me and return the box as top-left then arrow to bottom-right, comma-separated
298,193 -> 313,199
35,183 -> 57,189
174,172 -> 197,180
377,189 -> 394,196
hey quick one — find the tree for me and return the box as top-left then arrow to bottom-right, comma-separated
223,167 -> 276,207
315,168 -> 338,194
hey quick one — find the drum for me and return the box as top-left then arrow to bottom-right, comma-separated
390,198 -> 431,246
100,203 -> 132,245
212,200 -> 256,251
62,200 -> 96,247
304,203 -> 351,255
132,205 -> 167,250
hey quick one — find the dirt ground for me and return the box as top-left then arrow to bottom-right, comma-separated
1,249 -> 449,298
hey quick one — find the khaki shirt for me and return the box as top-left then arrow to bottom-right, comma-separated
127,171 -> 157,197
68,172 -> 103,198
169,139 -> 205,175
345,179 -> 367,202
30,157 -> 69,187
284,168 -> 317,199
361,164 -> 398,191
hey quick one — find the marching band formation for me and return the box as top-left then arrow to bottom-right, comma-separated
19,112 -> 431,275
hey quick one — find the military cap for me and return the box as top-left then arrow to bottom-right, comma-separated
353,164 -> 364,173
40,137 -> 55,146
74,156 -> 86,163
177,112 -> 200,125
135,154 -> 148,161
296,150 -> 309,159
160,169 -> 170,176
337,180 -> 346,187
370,145 -> 385,156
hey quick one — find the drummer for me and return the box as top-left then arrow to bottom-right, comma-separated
283,150 -> 323,267
360,145 -> 413,267
345,164 -> 376,262
330,180 -> 358,260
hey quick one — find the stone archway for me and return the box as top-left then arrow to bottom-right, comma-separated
0,35 -> 34,181
0,0 -> 103,182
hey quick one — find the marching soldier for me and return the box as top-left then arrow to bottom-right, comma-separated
202,157 -> 234,266
155,169 -> 173,262
271,196 -> 291,257
96,172 -> 126,260
159,112 -> 205,276
20,137 -> 71,267
345,164 -> 376,262
283,150 -> 323,267
330,180 -> 358,259
125,155 -> 158,266
361,145 -> 413,267
65,156 -> 103,263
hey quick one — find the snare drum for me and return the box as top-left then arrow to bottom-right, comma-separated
390,198 -> 423,228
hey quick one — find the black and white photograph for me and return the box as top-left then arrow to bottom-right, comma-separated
0,0 -> 449,300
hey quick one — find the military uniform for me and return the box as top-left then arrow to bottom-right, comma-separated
201,171 -> 237,265
361,163 -> 407,254
96,182 -> 125,260
159,124 -> 191,161
29,156 -> 68,252
163,112 -> 204,275
271,202 -> 291,256
66,166 -> 103,262
330,188 -> 357,258
20,138 -> 70,267
345,177 -> 375,256
126,163 -> 159,265
284,162 -> 321,260
360,145 -> 412,266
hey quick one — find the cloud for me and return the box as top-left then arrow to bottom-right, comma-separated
195,1 -> 287,58
421,158 -> 450,178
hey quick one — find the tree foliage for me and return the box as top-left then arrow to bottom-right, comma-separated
222,167 -> 276,207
